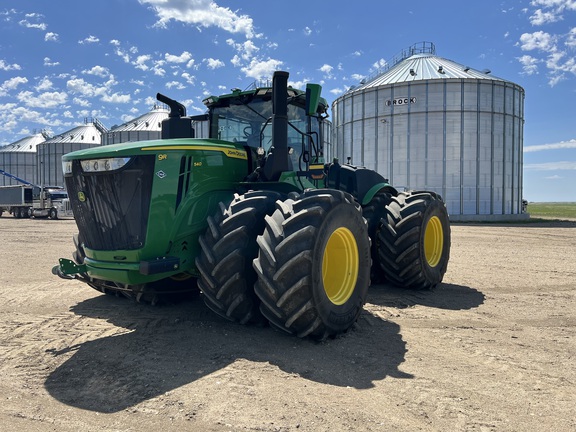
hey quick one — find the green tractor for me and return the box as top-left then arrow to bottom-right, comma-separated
53,71 -> 450,340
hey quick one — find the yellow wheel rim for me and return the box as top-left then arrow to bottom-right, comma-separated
322,227 -> 359,305
424,216 -> 444,267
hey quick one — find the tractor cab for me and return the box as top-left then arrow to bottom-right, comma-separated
202,77 -> 328,182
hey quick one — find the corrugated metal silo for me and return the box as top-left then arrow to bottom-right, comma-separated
331,42 -> 525,220
0,132 -> 47,185
103,106 -> 168,145
37,119 -> 105,187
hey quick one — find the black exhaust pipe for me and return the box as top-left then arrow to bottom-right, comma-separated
263,71 -> 291,180
157,93 -> 194,139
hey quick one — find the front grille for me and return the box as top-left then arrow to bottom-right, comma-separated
66,155 -> 155,250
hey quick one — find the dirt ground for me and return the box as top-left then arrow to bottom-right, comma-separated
0,216 -> 574,432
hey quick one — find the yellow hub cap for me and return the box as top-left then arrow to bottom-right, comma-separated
322,227 -> 359,305
424,216 -> 444,267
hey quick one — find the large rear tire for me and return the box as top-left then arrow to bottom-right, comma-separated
196,190 -> 283,324
377,191 -> 450,289
253,189 -> 371,340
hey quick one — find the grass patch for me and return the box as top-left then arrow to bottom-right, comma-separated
526,202 -> 576,219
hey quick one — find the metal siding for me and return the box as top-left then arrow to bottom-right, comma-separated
332,53 -> 525,220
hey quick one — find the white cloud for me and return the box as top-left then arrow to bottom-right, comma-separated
44,32 -> 59,42
303,26 -> 312,36
153,64 -> 166,76
73,97 -> 91,107
319,64 -> 333,77
519,2 -> 576,86
524,161 -> 576,170
372,58 -> 388,70
110,39 -> 120,46
144,96 -> 157,106
165,51 -> 193,63
524,139 -> 576,152
530,9 -> 561,25
82,65 -> 110,78
566,27 -> 576,48
166,81 -> 186,90
19,19 -> 47,31
226,38 -> 259,61
16,90 -> 68,108
79,35 -> 100,44
288,79 -> 310,90
67,78 -> 108,98
240,58 -> 283,80
205,58 -> 225,69
0,77 -> 28,95
0,59 -> 21,71
231,54 -> 242,67
181,72 -> 196,85
330,88 -> 346,96
518,31 -> 556,51
517,54 -> 541,75
101,93 -> 131,103
36,77 -> 53,91
44,57 -> 59,67
139,0 -> 256,38
133,55 -> 152,71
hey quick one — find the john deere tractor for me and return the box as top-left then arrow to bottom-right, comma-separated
54,71 -> 450,340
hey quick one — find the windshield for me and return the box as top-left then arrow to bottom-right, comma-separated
210,97 -> 322,166
46,188 -> 68,200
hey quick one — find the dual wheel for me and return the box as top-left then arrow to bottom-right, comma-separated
196,189 -> 371,339
363,190 -> 451,289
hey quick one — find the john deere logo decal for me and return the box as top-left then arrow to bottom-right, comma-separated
78,191 -> 86,202
156,170 -> 166,179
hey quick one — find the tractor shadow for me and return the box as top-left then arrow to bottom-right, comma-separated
44,293 -> 412,413
367,282 -> 485,311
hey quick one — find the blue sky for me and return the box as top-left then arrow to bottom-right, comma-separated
0,0 -> 575,202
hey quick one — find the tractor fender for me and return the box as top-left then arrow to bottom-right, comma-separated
361,183 -> 398,206
325,161 -> 398,205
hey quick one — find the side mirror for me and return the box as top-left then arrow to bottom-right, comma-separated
305,83 -> 322,116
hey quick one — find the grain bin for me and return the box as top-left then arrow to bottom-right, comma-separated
36,119 -> 105,187
0,132 -> 47,186
332,42 -> 525,220
103,106 -> 168,145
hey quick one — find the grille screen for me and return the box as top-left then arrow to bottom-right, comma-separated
65,155 -> 155,250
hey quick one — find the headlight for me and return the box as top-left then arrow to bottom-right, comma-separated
62,160 -> 73,175
80,157 -> 131,173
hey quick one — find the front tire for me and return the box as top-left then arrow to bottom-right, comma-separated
377,191 -> 450,289
254,189 -> 371,340
196,190 -> 283,324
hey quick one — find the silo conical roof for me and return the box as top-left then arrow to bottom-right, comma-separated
44,121 -> 103,145
110,106 -> 169,132
350,53 -> 513,93
0,132 -> 47,153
